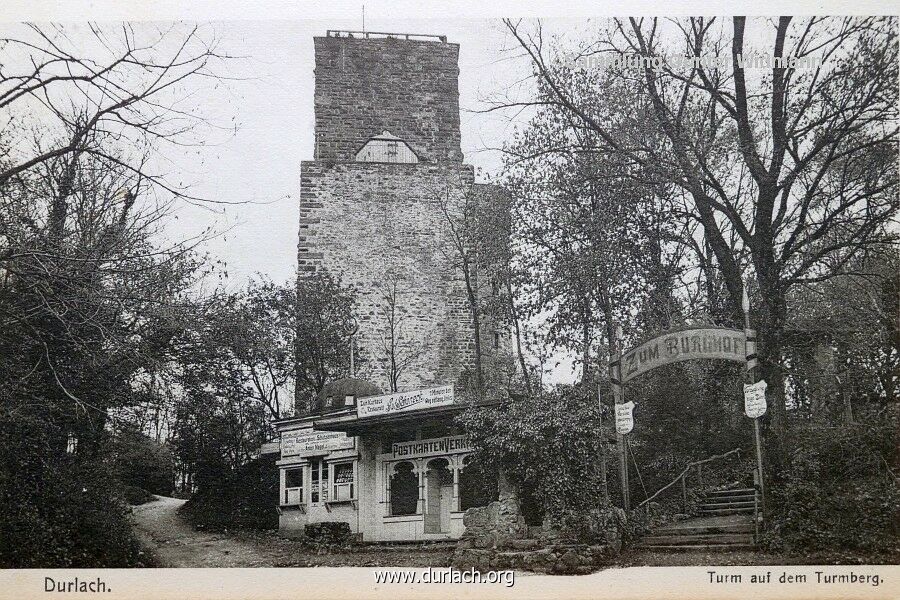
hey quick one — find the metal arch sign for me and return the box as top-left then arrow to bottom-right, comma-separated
618,327 -> 749,383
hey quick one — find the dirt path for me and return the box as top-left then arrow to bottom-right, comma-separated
130,496 -> 287,567
130,496 -> 453,568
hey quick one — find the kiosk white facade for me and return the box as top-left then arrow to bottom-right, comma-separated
274,380 -> 494,542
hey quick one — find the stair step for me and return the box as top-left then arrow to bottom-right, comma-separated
706,488 -> 756,496
703,494 -> 756,502
634,543 -> 756,552
642,534 -> 753,545
699,507 -> 754,516
701,500 -> 756,509
653,524 -> 754,536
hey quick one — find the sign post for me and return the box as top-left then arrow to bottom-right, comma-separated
610,324 -> 630,511
743,286 -> 766,514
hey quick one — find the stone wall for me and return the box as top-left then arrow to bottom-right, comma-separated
313,36 -> 463,163
451,498 -> 626,575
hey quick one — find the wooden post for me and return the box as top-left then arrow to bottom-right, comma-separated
743,286 -> 766,515
681,469 -> 688,514
597,382 -> 610,504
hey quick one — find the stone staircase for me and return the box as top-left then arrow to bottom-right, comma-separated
699,487 -> 757,517
635,487 -> 759,552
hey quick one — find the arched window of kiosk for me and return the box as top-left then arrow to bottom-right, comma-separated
389,461 -> 418,516
459,455 -> 499,511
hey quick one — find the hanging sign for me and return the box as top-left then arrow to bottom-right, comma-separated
615,401 -> 635,434
357,385 -> 454,418
619,327 -> 747,383
743,380 -> 768,418
281,429 -> 354,458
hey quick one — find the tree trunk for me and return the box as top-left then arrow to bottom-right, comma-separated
505,279 -> 533,396
754,281 -> 790,474
462,255 -> 484,396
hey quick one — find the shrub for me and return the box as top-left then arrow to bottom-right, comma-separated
457,385 -> 608,527
0,415 -> 155,567
762,423 -> 900,562
180,454 -> 278,531
302,522 -> 353,551
121,485 -> 154,506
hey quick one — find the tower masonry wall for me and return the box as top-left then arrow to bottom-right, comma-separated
313,36 -> 463,163
298,34 -> 512,396
299,161 -> 497,391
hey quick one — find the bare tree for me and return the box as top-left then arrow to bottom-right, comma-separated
501,17 -> 899,444
0,23 -> 232,197
376,272 -> 426,392
437,184 -> 485,395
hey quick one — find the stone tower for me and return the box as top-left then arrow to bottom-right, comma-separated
297,31 -> 510,396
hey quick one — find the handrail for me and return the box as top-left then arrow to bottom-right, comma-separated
636,447 -> 744,510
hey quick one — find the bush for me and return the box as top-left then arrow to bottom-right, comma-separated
302,522 -> 353,551
0,415 -> 155,567
121,485 -> 154,506
180,454 -> 278,531
111,429 -> 175,496
457,385 -> 609,526
762,423 -> 900,562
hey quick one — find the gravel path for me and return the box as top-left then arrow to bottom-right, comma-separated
130,496 -> 453,568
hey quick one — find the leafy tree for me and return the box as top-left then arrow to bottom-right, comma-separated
458,386 -> 608,525
503,66 -> 682,379
0,22 -> 232,566
502,17 -> 899,455
219,278 -> 296,421
169,294 -> 269,491
110,427 -> 176,496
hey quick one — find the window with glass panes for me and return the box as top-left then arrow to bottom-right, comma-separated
283,468 -> 304,505
331,462 -> 355,501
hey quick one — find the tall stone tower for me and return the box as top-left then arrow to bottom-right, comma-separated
298,31 -> 510,396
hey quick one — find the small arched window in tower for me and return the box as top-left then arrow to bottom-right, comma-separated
355,131 -> 419,164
